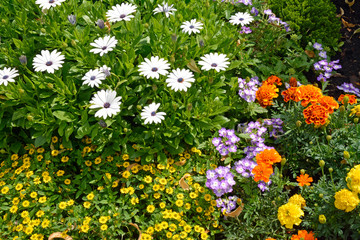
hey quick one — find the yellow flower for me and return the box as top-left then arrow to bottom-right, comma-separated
153,184 -> 160,191
189,192 -> 198,199
94,157 -> 102,164
175,200 -> 184,207
185,203 -> 191,210
56,170 -> 65,176
51,150 -> 59,156
139,184 -> 144,189
346,165 -> 360,193
59,202 -> 67,210
196,207 -> 203,213
166,187 -> 174,194
180,231 -> 188,238
334,189 -> 360,212
349,105 -> 360,117
87,192 -> 95,200
22,200 -> 30,208
1,186 -> 9,194
83,202 -> 91,209
30,192 -> 38,199
277,202 -> 304,229
26,171 -> 34,178
147,205 -> 155,213
166,232 -> 172,238
80,224 -> 89,233
37,148 -> 45,153
160,202 -> 166,209
15,224 -> 23,232
100,224 -> 108,231
12,197 -> 20,205
67,199 -> 74,206
122,154 -> 129,160
21,211 -> 29,218
112,181 -> 119,188
36,210 -> 45,218
159,178 -> 167,185
24,226 -> 34,235
204,194 -> 212,201
52,136 -> 58,143
10,206 -> 18,213
122,171 -> 130,179
15,183 -> 23,191
37,155 -> 43,161
11,154 -> 19,161
34,177 -> 41,185
99,216 -> 108,224
61,156 -> 69,163
319,214 -> 326,224
141,233 -> 152,240
155,224 -> 162,232
288,194 -> 306,208
41,219 -> 50,228
131,197 -> 139,205
39,196 -> 47,203
43,176 -> 51,183
123,161 -> 130,168
146,226 -> 154,234
64,179 -> 71,185
85,160 -> 92,166
200,232 -> 208,240
154,193 -> 161,199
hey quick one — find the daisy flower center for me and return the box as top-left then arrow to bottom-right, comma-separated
177,77 -> 184,83
103,102 -> 111,108
151,67 -> 158,72
211,63 -> 218,67
90,76 -> 96,80
239,18 -> 244,21
120,14 -> 126,18
102,46 -> 107,50
45,61 -> 53,66
49,0 -> 55,3
189,25 -> 194,29
2,75 -> 9,80
151,111 -> 156,116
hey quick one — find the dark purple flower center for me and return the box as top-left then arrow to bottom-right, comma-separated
151,111 -> 156,116
120,14 -> 126,18
102,46 -> 107,50
90,76 -> 96,80
189,25 -> 194,29
45,61 -> 53,66
239,18 -> 244,21
151,67 -> 158,72
49,0 -> 55,3
2,75 -> 9,80
211,63 -> 218,67
177,78 -> 184,83
103,102 -> 110,108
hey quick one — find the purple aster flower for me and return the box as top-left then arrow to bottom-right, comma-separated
264,9 -> 273,15
240,26 -> 252,34
207,169 -> 217,179
219,147 -> 229,156
210,179 -> 220,189
228,144 -> 237,153
319,51 -> 327,59
313,62 -> 321,71
317,74 -> 326,82
212,137 -> 222,147
219,128 -> 227,137
241,172 -> 251,178
318,60 -> 328,66
258,181 -> 269,192
219,180 -> 229,190
251,7 -> 259,16
324,72 -> 332,78
323,65 -> 333,72
313,42 -> 323,50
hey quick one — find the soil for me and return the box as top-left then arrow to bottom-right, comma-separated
319,0 -> 360,98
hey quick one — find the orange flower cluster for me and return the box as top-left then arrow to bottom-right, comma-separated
338,94 -> 357,105
317,96 -> 339,114
256,76 -> 282,108
281,87 -> 297,102
252,149 -> 282,183
303,104 -> 329,127
296,174 -> 313,187
290,230 -> 317,240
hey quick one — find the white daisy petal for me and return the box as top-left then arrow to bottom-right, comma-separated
180,19 -> 203,35
32,49 -> 65,74
198,52 -> 230,72
229,12 -> 254,26
89,35 -> 118,56
0,67 -> 18,86
106,3 -> 137,23
35,0 -> 66,10
138,56 -> 170,79
89,89 -> 122,119
153,2 -> 177,18
140,102 -> 166,124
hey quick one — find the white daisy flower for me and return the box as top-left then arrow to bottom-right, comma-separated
138,56 -> 170,79
32,49 -> 65,74
166,68 -> 195,92
0,67 -> 19,86
153,2 -> 177,18
89,89 -> 122,119
198,52 -> 230,72
82,69 -> 106,88
100,65 -> 111,77
229,12 -> 254,26
180,19 -> 203,35
140,102 -> 166,124
106,3 -> 137,23
90,35 -> 118,57
35,0 -> 66,10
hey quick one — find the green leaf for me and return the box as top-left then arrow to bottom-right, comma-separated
187,59 -> 201,73
211,115 -> 230,128
12,38 -> 22,49
35,136 -> 47,147
53,111 -> 75,122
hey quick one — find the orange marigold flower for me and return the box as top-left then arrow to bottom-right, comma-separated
252,163 -> 273,183
281,87 -> 298,102
303,104 -> 329,127
294,85 -> 322,107
264,75 -> 282,86
296,174 -> 313,187
291,230 -> 317,240
289,77 -> 298,87
256,149 -> 282,167
338,94 -> 357,105
265,238 -> 276,240
256,84 -> 279,108
317,96 -> 339,114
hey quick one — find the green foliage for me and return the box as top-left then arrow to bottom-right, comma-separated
267,0 -> 342,52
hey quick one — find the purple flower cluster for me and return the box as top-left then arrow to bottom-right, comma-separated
251,7 -> 259,16
337,82 -> 360,97
216,196 -> 239,213
258,180 -> 271,192
263,118 -> 283,138
206,166 -> 236,197
234,158 -> 257,178
312,43 -> 342,82
238,76 -> 260,102
263,9 -> 290,32
212,128 -> 240,156
240,26 -> 252,34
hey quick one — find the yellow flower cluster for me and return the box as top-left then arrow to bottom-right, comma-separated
277,202 -> 304,229
346,164 -> 360,193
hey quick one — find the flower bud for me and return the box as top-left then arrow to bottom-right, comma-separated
137,105 -> 142,110
343,151 -> 350,159
314,203 -> 318,207
71,40 -> 77,47
67,14 -> 76,25
98,120 -> 107,128
199,39 -> 205,47
47,83 -> 54,89
170,55 -> 175,63
343,96 -> 349,106
279,174 -> 283,178
18,89 -> 25,94
319,160 -> 325,168
171,34 -> 177,42
319,193 -> 323,198
187,103 -> 192,112
346,168 -> 350,172
62,42 -> 68,48
209,77 -> 213,84
40,28 -> 46,33
0,149 -> 6,154
326,135 -> 332,141
172,102 -> 178,111
124,128 -> 128,133
329,168 -> 333,173
281,157 -> 286,166
144,23 -> 149,28
152,84 -> 157,92
27,114 -> 34,121
339,105 -> 345,114
296,120 -> 302,127
354,118 -> 359,124
319,214 -> 326,224
19,55 -> 27,65
1,19 -> 6,24
96,19 -> 105,29
309,141 -> 313,145
300,169 -> 305,175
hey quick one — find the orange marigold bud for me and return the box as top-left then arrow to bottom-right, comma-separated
289,77 -> 298,87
